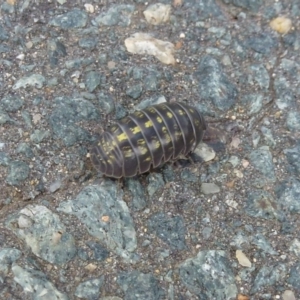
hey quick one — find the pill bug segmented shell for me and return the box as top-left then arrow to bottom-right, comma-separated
90,102 -> 207,178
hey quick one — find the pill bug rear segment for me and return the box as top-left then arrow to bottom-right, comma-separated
91,102 -> 207,178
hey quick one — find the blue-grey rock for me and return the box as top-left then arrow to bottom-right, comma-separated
0,151 -> 11,166
248,147 -> 276,181
276,177 -> 300,213
241,93 -> 263,116
0,95 -> 24,112
0,248 -> 22,275
97,92 -> 115,114
289,239 -> 300,258
49,97 -> 99,146
86,241 -> 109,261
184,0 -> 223,21
249,64 -> 270,90
287,263 -> 300,290
147,173 -> 164,198
6,205 -> 76,264
125,178 -> 147,211
147,212 -> 186,251
180,168 -> 198,182
16,143 -> 34,158
260,126 -> 276,148
115,103 -> 127,119
94,4 -> 135,27
195,56 -> 238,111
0,25 -> 9,41
284,145 -> 300,177
13,74 -> 46,90
179,250 -> 237,299
12,264 -> 68,300
0,109 -> 14,124
1,2 -> 14,13
245,190 -> 282,220
30,129 -> 50,144
244,33 -> 278,54
47,39 -> 67,66
117,271 -> 165,300
274,77 -> 295,110
283,31 -> 300,51
78,37 -> 98,49
251,264 -> 287,293
144,74 -> 159,91
0,44 -> 10,53
201,182 -> 221,194
223,0 -> 262,12
57,181 -> 137,262
6,160 -> 30,186
126,84 -> 143,99
21,110 -> 33,128
135,95 -> 166,110
286,111 -> 300,131
65,57 -> 96,69
85,71 -> 104,92
75,276 -> 104,300
50,9 -> 87,29
251,233 -> 278,255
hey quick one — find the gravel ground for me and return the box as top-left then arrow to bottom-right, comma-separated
0,0 -> 300,299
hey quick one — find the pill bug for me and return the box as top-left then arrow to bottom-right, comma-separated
90,102 -> 207,178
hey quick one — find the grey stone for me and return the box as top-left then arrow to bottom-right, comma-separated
248,147 -> 276,181
6,160 -> 30,186
222,0 -> 263,12
201,182 -> 221,194
276,177 -> 300,213
13,74 -> 46,90
0,151 -> 11,166
30,129 -> 50,144
57,182 -> 137,262
287,111 -> 300,131
251,264 -> 287,293
6,205 -> 76,264
97,92 -> 115,114
86,241 -> 109,261
0,25 -> 9,41
244,33 -> 278,54
78,37 -> 98,49
179,250 -> 237,299
251,233 -> 278,255
85,71 -> 105,92
0,248 -> 22,275
147,212 -> 186,251
288,263 -> 300,290
16,143 -> 34,158
241,93 -> 263,116
12,265 -> 68,300
245,190 -> 283,220
135,95 -> 166,110
126,84 -> 143,99
147,173 -> 164,198
284,145 -> 300,176
195,56 -> 238,112
95,4 -> 135,27
50,9 -> 87,29
75,276 -> 104,300
117,271 -> 165,300
47,39 -> 67,66
49,97 -> 99,146
0,96 -> 24,112
125,178 -> 147,211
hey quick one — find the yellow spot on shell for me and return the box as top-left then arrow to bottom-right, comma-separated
117,132 -> 128,142
131,126 -> 141,134
145,120 -> 153,128
156,117 -> 162,123
166,112 -> 173,118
